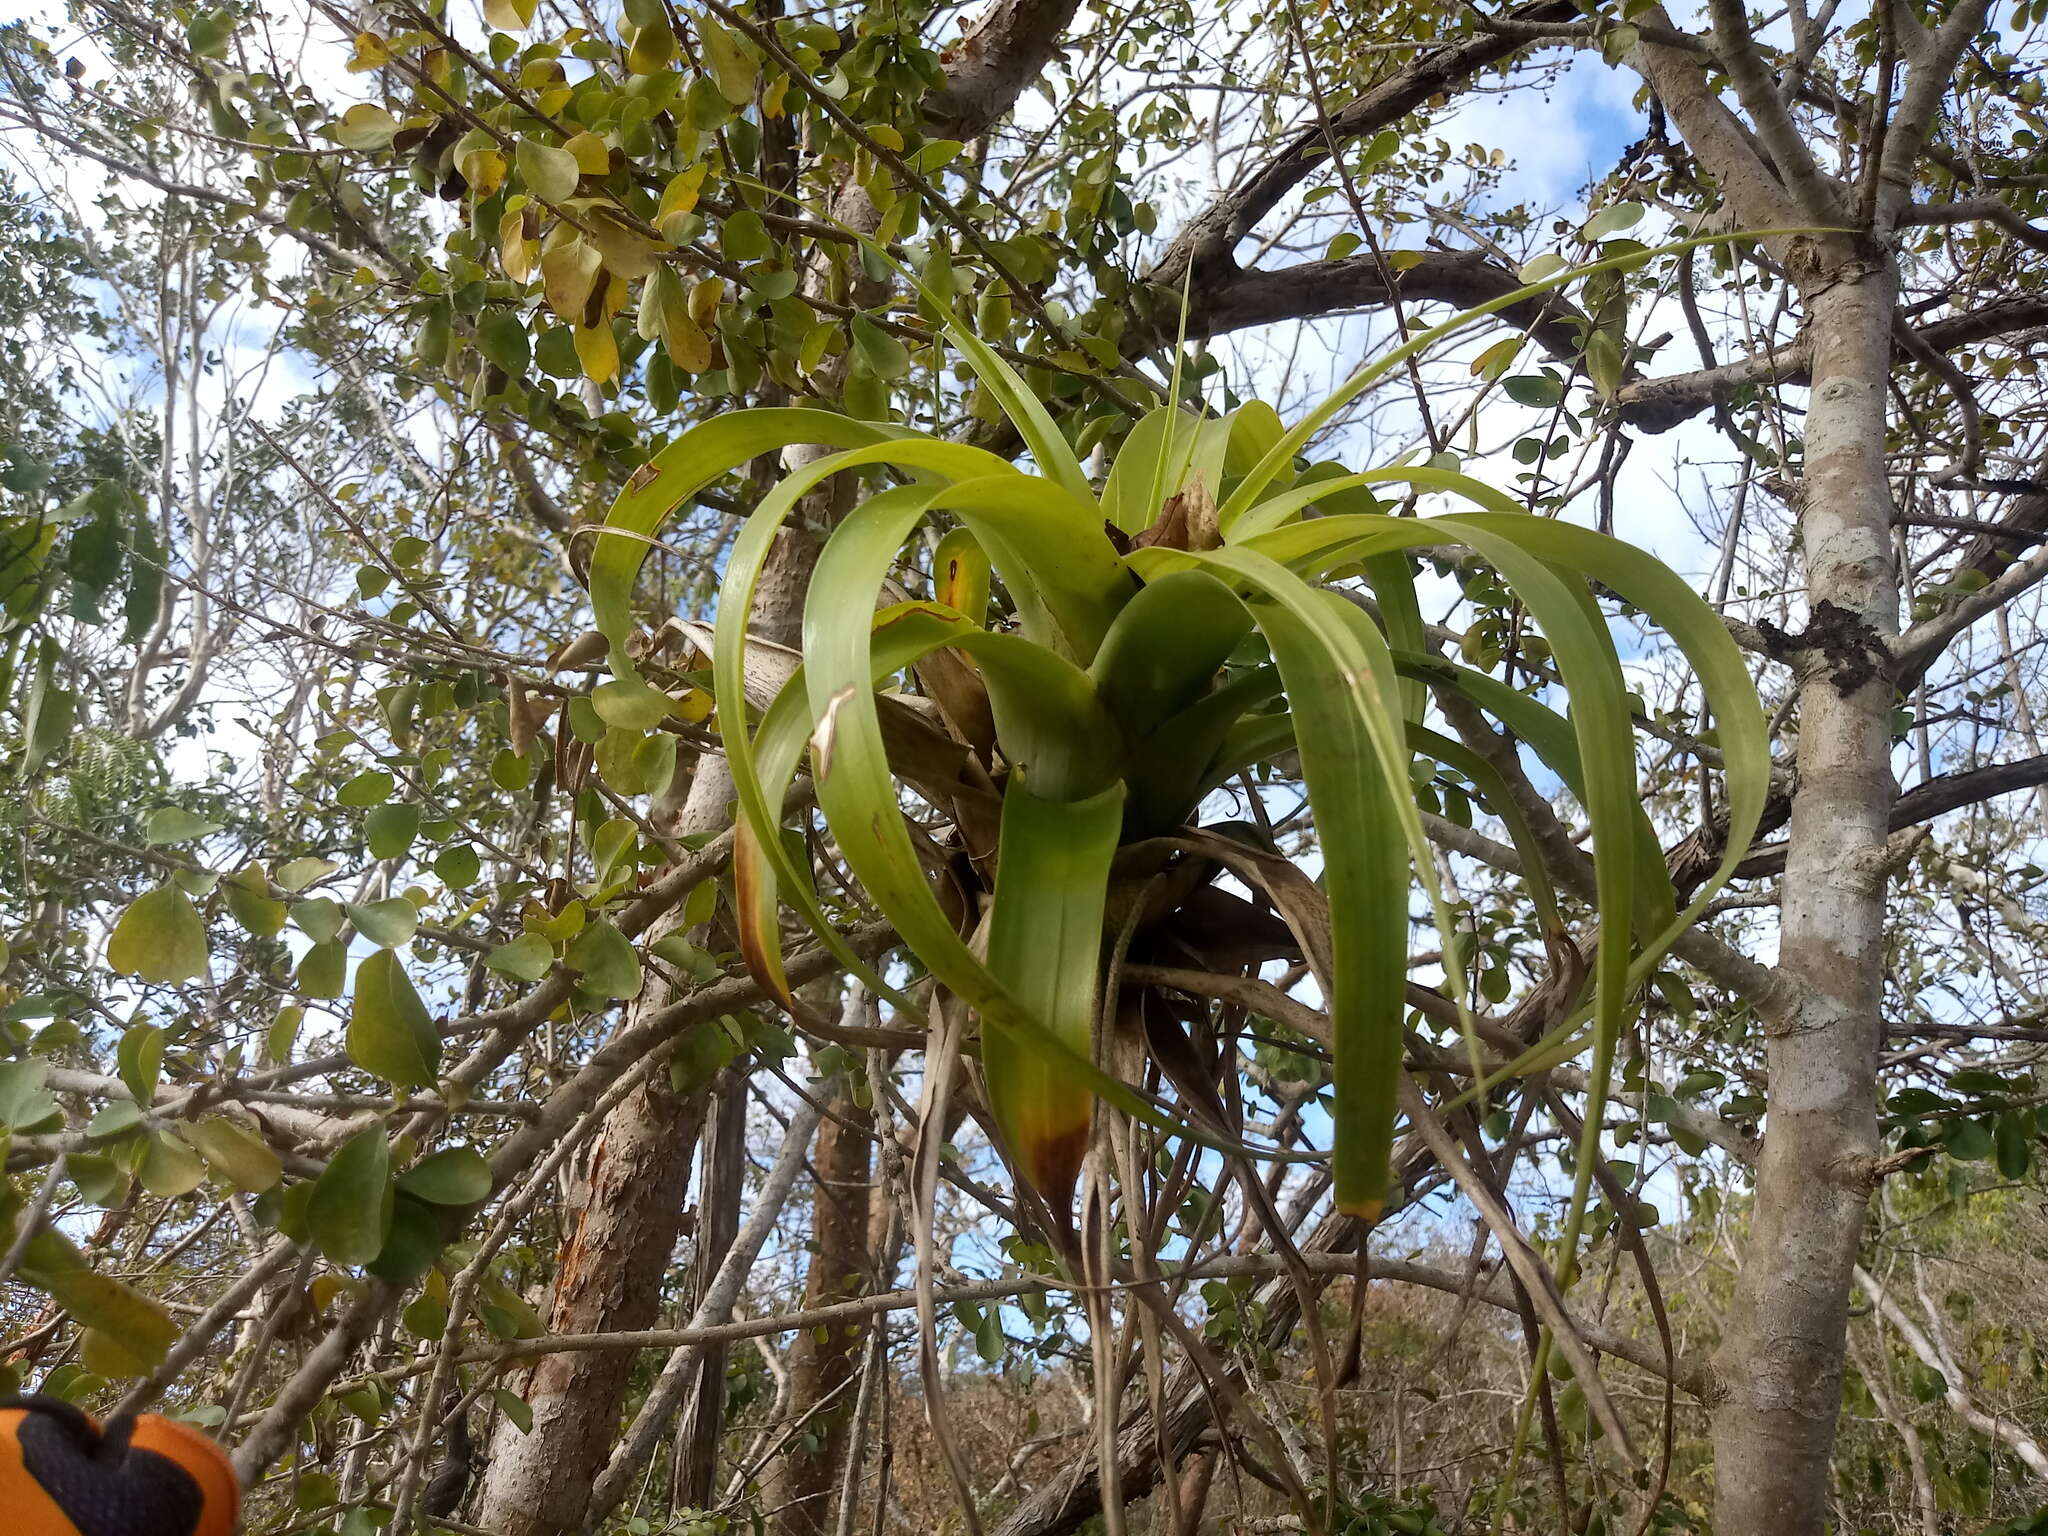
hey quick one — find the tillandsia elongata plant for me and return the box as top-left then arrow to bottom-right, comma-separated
584,236 -> 1772,1237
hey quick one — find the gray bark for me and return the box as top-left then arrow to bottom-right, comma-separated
1707,266 -> 1898,1532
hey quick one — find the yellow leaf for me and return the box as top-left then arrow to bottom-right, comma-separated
575,320 -> 620,384
540,233 -> 602,321
311,1273 -> 363,1314
696,16 -> 758,104
460,146 -> 506,199
565,131 -> 612,177
38,1272 -> 177,1369
81,1327 -> 154,1379
664,310 -> 713,373
868,123 -> 905,152
636,264 -> 680,340
626,20 -> 675,73
762,72 -> 790,118
482,0 -> 537,31
657,162 -> 709,233
107,886 -> 210,984
689,274 -> 724,331
1586,329 -> 1626,400
347,31 -> 389,71
500,204 -> 538,282
1469,335 -> 1523,382
334,103 -> 399,151
587,205 -> 663,280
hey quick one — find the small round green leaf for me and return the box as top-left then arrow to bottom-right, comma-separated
275,856 -> 338,893
365,802 -> 421,860
298,938 -> 348,999
143,807 -> 224,845
347,949 -> 442,1089
107,886 -> 210,985
338,769 -> 395,807
308,1127 -> 395,1267
347,897 -> 420,949
366,1192 -> 446,1284
180,1116 -> 284,1193
487,931 -> 553,982
564,917 -> 642,999
398,1145 -> 492,1205
434,844 -> 482,888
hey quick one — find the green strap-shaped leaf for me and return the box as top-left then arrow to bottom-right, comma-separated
1087,568 -> 1253,746
925,473 -> 1133,663
800,492 -> 1091,1017
1342,518 -> 1641,1248
1194,710 -> 1566,941
1128,664 -> 1284,836
590,407 -> 911,666
1130,543 -> 1427,1217
1217,230 -> 1828,527
1102,405 -> 1181,534
723,490 -> 944,1013
838,228 -> 1095,505
982,774 -> 1126,1199
764,494 -> 1291,1180
1406,724 -> 1566,940
1397,653 -> 1677,945
1101,406 -> 1231,535
1431,511 -> 1769,911
1228,463 -> 1524,545
730,579 -> 1117,1011
930,526 -> 990,625
1363,552 -> 1429,725
1255,506 -> 1768,1266
871,601 -> 1119,797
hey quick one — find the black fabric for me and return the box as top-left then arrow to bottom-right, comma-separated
6,1396 -> 203,1536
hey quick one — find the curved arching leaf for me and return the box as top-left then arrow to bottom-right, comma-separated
589,408 -> 912,668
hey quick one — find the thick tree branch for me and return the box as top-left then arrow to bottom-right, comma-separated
924,0 -> 1085,137
1875,0 -> 1998,231
1701,0 -> 1845,221
1618,297 -> 2048,432
1894,533 -> 2048,679
1901,197 -> 2048,256
1625,6 -> 1809,235
1150,1 -> 1577,287
1183,248 -> 1592,363
1734,753 -> 2048,877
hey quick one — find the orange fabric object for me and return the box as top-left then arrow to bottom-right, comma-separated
0,1395 -> 239,1536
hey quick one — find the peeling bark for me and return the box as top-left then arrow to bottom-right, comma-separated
468,1050 -> 709,1536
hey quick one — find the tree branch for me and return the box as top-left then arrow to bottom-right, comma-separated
1618,297 -> 2048,432
1183,248 -> 1592,364
1150,1 -> 1578,287
1731,754 -> 2048,877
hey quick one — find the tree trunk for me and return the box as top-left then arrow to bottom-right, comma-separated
674,1064 -> 750,1508
763,1076 -> 875,1536
472,528 -> 818,1536
469,1059 -> 709,1536
1708,263 -> 1899,1531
